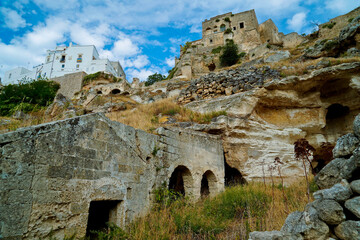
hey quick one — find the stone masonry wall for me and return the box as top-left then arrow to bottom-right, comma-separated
52,71 -> 86,99
0,113 -> 224,239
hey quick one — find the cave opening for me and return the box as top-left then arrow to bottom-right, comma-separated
201,175 -> 210,197
326,103 -> 349,121
224,160 -> 246,186
111,89 -> 121,94
86,200 -> 122,238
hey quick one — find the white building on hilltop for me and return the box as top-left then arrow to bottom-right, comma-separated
3,43 -> 126,84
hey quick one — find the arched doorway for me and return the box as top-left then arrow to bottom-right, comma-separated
200,170 -> 217,198
168,165 -> 193,196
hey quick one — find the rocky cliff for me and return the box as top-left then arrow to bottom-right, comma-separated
250,114 -> 360,240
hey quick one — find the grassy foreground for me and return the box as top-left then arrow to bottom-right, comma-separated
94,181 -> 312,240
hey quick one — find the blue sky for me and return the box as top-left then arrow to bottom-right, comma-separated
0,0 -> 359,84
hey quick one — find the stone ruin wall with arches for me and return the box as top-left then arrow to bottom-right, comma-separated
0,113 -> 225,239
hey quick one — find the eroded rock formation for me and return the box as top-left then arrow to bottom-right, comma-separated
250,114 -> 360,240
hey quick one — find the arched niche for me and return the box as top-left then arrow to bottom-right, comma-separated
168,165 -> 193,196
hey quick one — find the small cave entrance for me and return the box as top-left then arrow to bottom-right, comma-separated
326,104 -> 350,122
312,142 -> 335,175
97,90 -> 102,94
86,200 -> 122,238
169,165 -> 193,196
200,170 -> 217,198
224,160 -> 246,186
111,89 -> 121,95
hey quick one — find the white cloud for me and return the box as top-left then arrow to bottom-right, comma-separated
325,0 -> 360,14
1,8 -> 27,30
287,12 -> 307,33
112,37 -> 140,58
70,23 -> 112,49
165,57 -> 175,68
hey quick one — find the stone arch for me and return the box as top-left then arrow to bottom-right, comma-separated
200,170 -> 217,197
168,165 -> 193,196
326,103 -> 349,121
220,24 -> 226,32
205,27 -> 212,35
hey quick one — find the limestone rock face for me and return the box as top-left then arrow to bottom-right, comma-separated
332,133 -> 359,158
264,50 -> 290,63
249,230 -> 302,240
314,158 -> 357,189
281,210 -> 329,240
334,221 -> 360,240
311,200 -> 346,225
313,179 -> 353,202
344,196 -> 360,218
354,114 -> 360,138
350,179 -> 360,194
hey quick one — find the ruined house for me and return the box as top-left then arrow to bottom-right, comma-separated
173,9 -> 304,80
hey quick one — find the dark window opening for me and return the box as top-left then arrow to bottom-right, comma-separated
239,22 -> 244,29
77,54 -> 83,63
201,175 -> 209,197
97,91 -> 102,94
326,103 -> 350,120
208,62 -> 216,71
225,159 -> 246,186
86,200 -> 121,238
169,166 -> 192,196
60,55 -> 66,63
233,27 -> 236,30
220,24 -> 226,32
111,89 -> 121,94
210,39 -> 213,43
206,27 -> 211,31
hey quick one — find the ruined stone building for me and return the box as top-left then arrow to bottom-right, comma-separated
172,9 -> 304,80
0,114 -> 225,239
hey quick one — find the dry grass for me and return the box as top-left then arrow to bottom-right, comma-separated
96,179 -> 312,240
255,56 -> 360,77
0,109 -> 54,133
106,98 -> 227,133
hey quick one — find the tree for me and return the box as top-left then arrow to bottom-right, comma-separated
145,73 -> 166,86
220,40 -> 240,67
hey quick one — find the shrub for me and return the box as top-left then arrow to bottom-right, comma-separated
211,46 -> 223,54
144,73 -> 166,86
166,67 -> 178,80
224,17 -> 230,22
0,78 -> 60,116
220,40 -> 240,67
348,18 -> 354,23
224,28 -> 233,34
322,22 -> 336,29
239,52 -> 246,58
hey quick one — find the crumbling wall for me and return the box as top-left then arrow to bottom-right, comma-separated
52,71 -> 86,99
0,114 -> 224,239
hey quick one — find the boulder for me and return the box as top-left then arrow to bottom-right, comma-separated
311,199 -> 346,225
344,196 -> 360,218
350,180 -> 360,194
281,210 -> 329,240
248,231 -> 302,240
354,114 -> 360,138
264,51 -> 290,63
332,133 -> 359,158
334,220 -> 360,240
315,157 -> 357,189
304,39 -> 339,58
313,179 -> 353,203
339,16 -> 360,46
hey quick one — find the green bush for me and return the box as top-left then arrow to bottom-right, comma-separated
144,73 -> 166,86
0,78 -> 60,116
211,46 -> 223,54
239,52 -> 246,58
224,17 -> 230,22
322,22 -> 336,29
203,185 -> 270,221
224,28 -> 233,34
220,40 -> 240,67
166,67 -> 178,80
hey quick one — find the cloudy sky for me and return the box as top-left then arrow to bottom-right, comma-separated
0,0 -> 358,84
